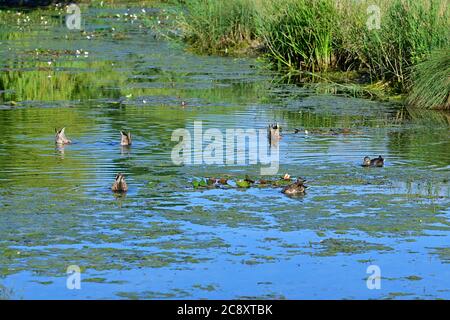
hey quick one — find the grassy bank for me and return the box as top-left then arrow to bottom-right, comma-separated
407,50 -> 450,110
178,0 -> 449,109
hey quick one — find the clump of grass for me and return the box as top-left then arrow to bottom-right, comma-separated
259,0 -> 336,72
179,0 -> 259,54
345,0 -> 449,92
407,50 -> 450,110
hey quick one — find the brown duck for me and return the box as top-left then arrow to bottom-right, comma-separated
112,173 -> 128,192
120,131 -> 132,146
268,123 -> 281,144
282,178 -> 307,196
362,156 -> 384,167
55,127 -> 72,145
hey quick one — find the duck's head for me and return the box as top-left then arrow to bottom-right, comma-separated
55,128 -> 71,145
120,131 -> 132,146
363,156 -> 371,166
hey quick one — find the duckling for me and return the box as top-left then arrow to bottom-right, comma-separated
282,178 -> 307,196
268,123 -> 281,144
120,131 -> 132,146
362,156 -> 384,167
55,127 -> 72,145
112,173 -> 128,192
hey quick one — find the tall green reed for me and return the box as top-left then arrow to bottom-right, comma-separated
407,50 -> 449,110
259,0 -> 336,72
179,0 -> 259,54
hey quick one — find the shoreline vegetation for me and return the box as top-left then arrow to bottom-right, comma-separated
1,0 -> 448,110
177,0 -> 449,110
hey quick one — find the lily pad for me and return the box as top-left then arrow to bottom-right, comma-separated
236,180 -> 251,188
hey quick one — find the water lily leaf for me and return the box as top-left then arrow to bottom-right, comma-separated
192,180 -> 200,188
236,180 -> 251,188
273,179 -> 291,186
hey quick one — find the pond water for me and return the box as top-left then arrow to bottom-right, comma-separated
0,3 -> 449,300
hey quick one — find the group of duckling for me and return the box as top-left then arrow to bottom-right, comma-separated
55,123 -> 384,197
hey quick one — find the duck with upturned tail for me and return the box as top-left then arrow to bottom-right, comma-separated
55,127 -> 71,145
120,131 -> 132,146
111,173 -> 128,192
268,123 -> 281,145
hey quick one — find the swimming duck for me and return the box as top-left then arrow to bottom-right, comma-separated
55,127 -> 72,145
362,156 -> 384,167
268,123 -> 281,144
120,131 -> 132,146
112,173 -> 128,192
281,178 -> 307,196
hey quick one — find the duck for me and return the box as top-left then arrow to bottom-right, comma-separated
112,173 -> 128,192
268,123 -> 281,144
120,131 -> 132,146
362,156 -> 384,167
282,178 -> 307,196
55,127 -> 72,145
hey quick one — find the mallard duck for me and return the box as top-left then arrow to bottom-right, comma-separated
55,127 -> 72,145
268,123 -> 281,144
282,178 -> 307,195
362,156 -> 384,167
120,131 -> 132,146
112,173 -> 128,192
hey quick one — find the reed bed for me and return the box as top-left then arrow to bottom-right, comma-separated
178,0 -> 449,108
